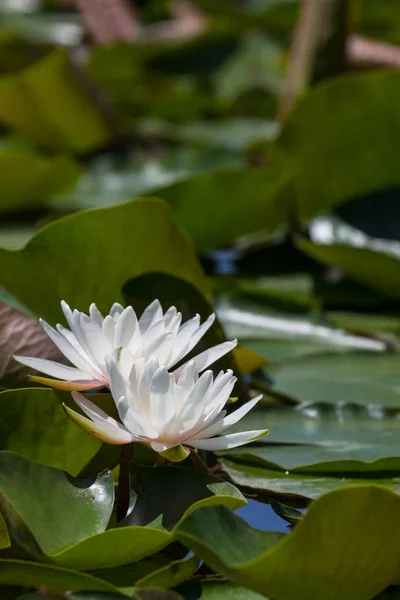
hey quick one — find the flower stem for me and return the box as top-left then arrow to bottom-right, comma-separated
117,443 -> 132,521
156,455 -> 167,467
190,450 -> 213,475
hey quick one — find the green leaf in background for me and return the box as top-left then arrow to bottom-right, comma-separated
0,452 -> 113,560
121,463 -> 246,530
0,198 -> 207,323
220,403 -> 400,473
176,486 -> 400,600
298,235 -> 400,299
216,294 -> 386,362
219,458 -> 400,502
0,389 -> 101,474
55,148 -> 242,212
269,350 -> 400,407
0,50 -> 110,153
0,142 -> 80,214
275,69 -> 400,222
156,167 -> 289,252
0,560 -> 119,593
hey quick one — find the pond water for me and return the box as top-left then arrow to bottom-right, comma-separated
237,498 -> 290,532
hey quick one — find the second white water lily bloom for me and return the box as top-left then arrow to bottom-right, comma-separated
65,354 -> 267,460
14,299 -> 236,391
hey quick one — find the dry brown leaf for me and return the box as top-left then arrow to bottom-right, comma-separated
0,302 -> 64,387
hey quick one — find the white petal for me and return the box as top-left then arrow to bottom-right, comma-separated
107,354 -> 129,416
137,357 -> 160,418
182,313 -> 215,358
89,304 -> 104,327
61,301 -> 75,330
115,306 -> 137,347
69,393 -> 134,443
102,315 -> 116,345
40,319 -> 96,376
14,356 -> 94,382
149,366 -> 176,428
139,300 -> 163,333
179,370 -> 214,428
193,395 -> 262,439
163,306 -> 177,327
79,314 -> 112,371
174,340 -> 237,377
170,315 -> 201,364
110,303 -> 125,318
188,429 -> 268,450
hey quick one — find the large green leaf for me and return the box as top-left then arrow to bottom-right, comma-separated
122,463 -> 246,530
0,143 -> 80,213
298,236 -> 400,299
50,527 -> 172,571
0,198 -> 207,323
270,350 -> 400,407
176,486 -> 400,600
0,452 -> 113,560
156,167 -> 289,252
220,403 -> 400,473
275,69 -> 400,221
0,560 -> 119,593
220,458 -> 400,502
0,50 -> 110,153
0,389 -> 101,474
91,555 -> 199,589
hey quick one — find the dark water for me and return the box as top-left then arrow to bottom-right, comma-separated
237,498 -> 290,532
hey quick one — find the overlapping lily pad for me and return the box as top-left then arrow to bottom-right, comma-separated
176,486 -> 400,600
0,198 -> 207,323
0,389 -> 101,474
220,403 -> 400,473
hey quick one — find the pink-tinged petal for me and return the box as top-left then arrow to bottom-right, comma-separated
13,356 -> 92,381
173,340 -> 238,376
188,428 -> 269,451
63,403 -> 134,445
29,376 -> 101,392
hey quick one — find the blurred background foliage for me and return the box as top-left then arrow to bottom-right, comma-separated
3,0 -> 400,418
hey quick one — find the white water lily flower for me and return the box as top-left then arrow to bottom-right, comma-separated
14,299 -> 237,391
64,354 -> 267,461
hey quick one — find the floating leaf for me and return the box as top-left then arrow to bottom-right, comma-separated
275,69 -> 400,221
0,389 -> 101,474
0,560 -> 118,593
156,167 -> 289,252
219,458 -> 400,502
0,198 -> 207,323
121,463 -> 246,530
220,403 -> 400,473
0,452 -> 113,561
176,486 -> 400,600
0,50 -> 110,153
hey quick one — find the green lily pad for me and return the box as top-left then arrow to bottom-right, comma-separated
0,143 -> 80,214
270,350 -> 400,407
91,555 -> 199,589
0,389 -> 101,475
176,486 -> 400,600
0,452 -> 113,561
298,236 -> 400,300
0,560 -> 118,593
0,50 -> 110,153
220,403 -> 400,473
275,69 -> 400,221
0,198 -> 207,323
121,463 -> 246,530
220,458 -> 400,502
156,167 -> 289,252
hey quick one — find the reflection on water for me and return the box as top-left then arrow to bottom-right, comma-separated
237,498 -> 290,532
